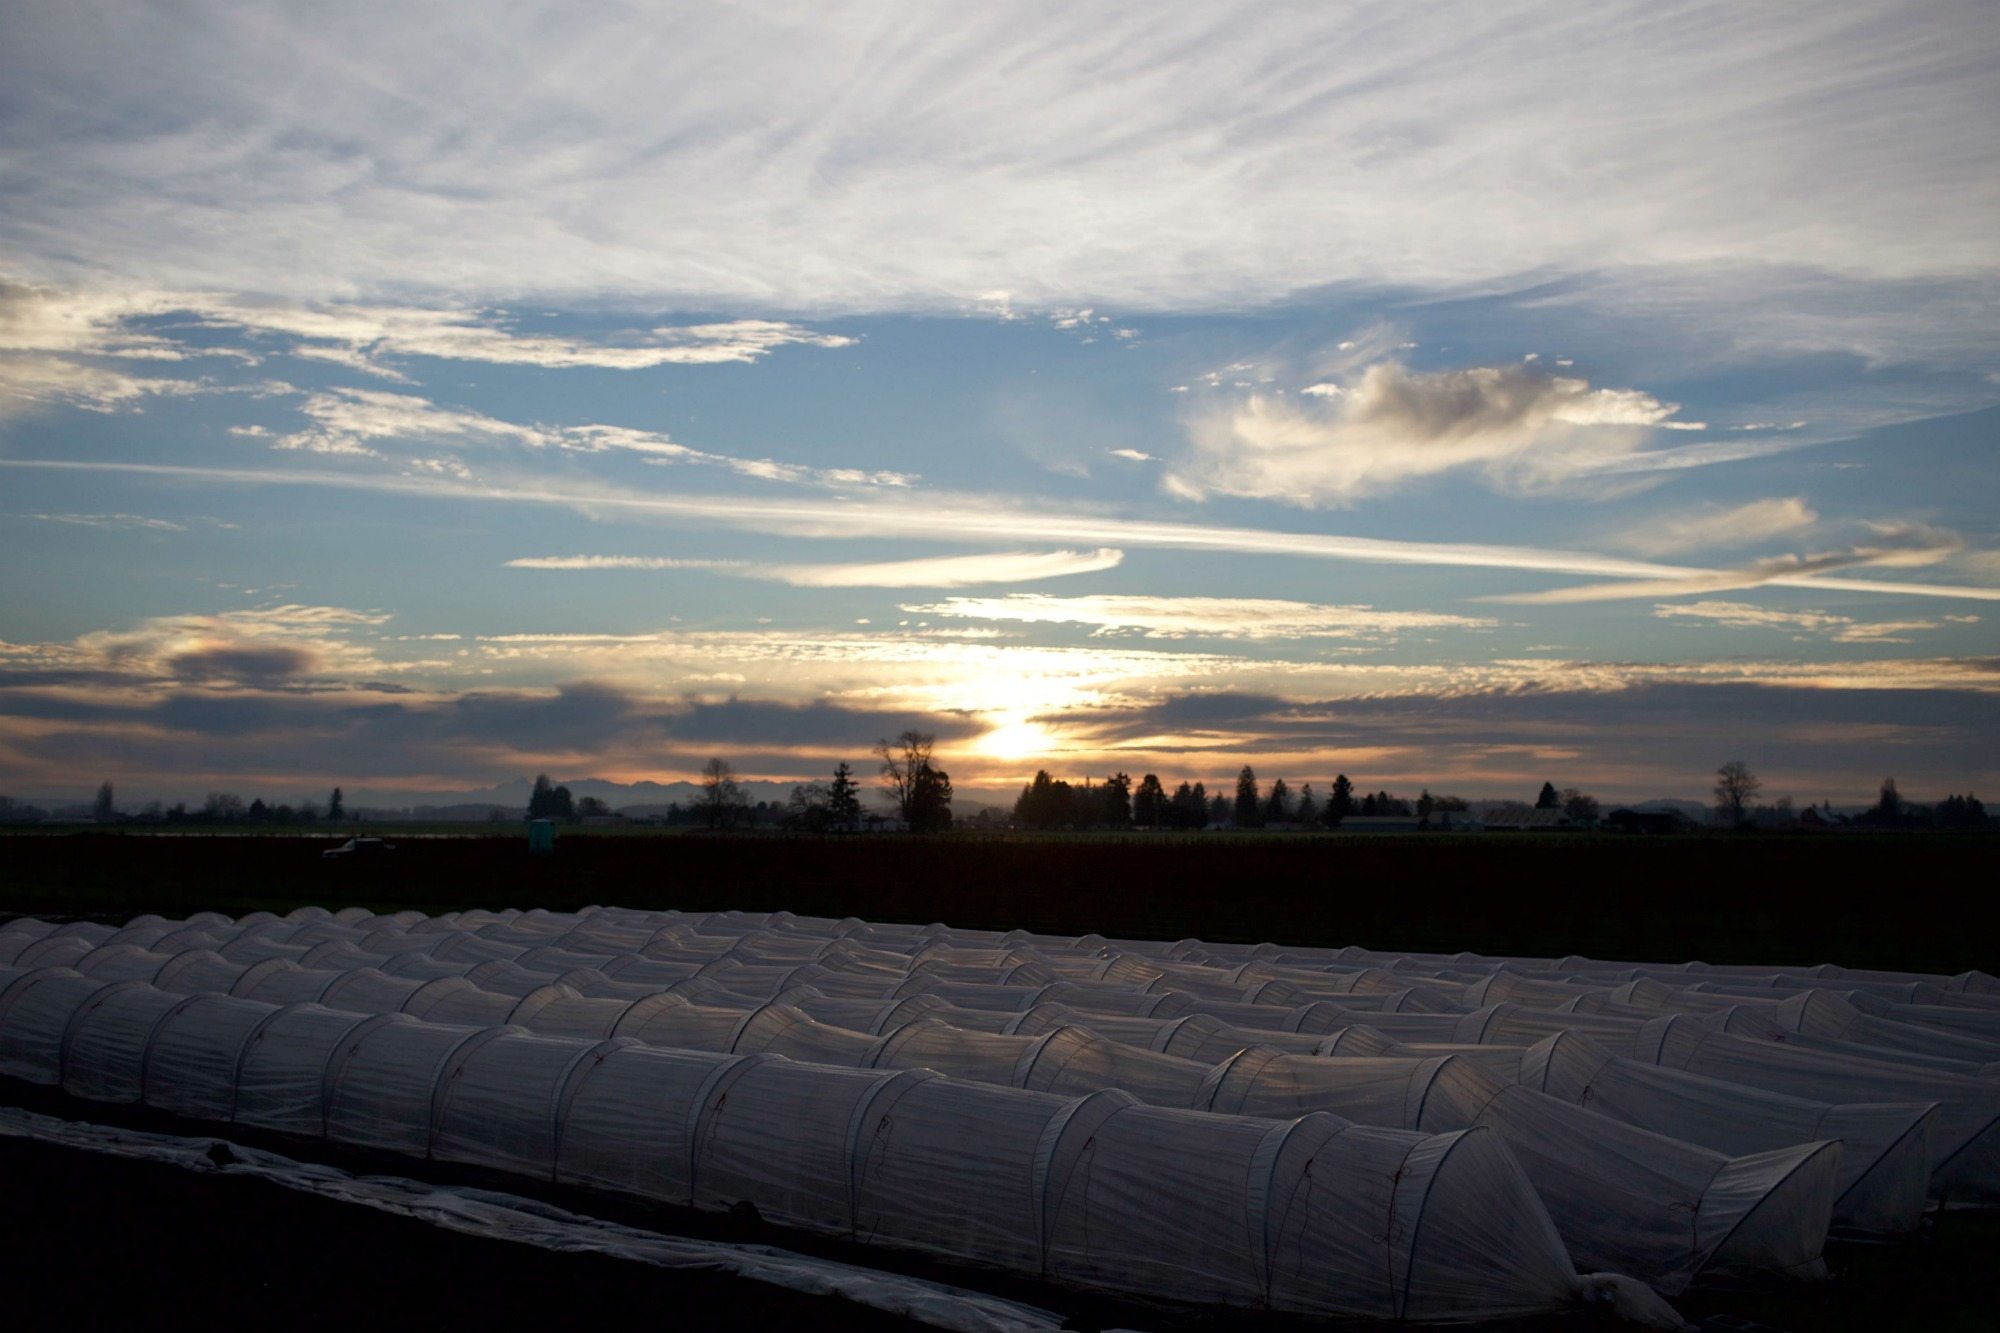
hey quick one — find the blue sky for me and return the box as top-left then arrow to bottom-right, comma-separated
1,2 -> 1996,806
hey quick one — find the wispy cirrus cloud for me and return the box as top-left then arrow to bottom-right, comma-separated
6,4 -> 1995,340
754,549 -> 1124,588
29,512 -> 190,532
1495,523 -> 1966,604
1169,360 -> 1702,506
1652,600 -> 1976,645
1610,497 -> 1819,557
0,277 -> 860,424
268,386 -> 914,487
504,556 -> 746,572
507,548 -> 1124,588
902,594 -> 1495,640
11,455 -> 2000,604
187,298 -> 857,374
0,279 -> 246,419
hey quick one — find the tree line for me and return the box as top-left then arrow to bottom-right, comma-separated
0,783 -> 359,827
552,729 -> 957,834
6,756 -> 1985,833
1011,765 -> 1476,830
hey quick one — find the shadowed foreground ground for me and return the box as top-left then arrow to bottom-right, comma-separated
2,830 -> 1995,973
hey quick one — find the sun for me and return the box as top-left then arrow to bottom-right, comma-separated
975,716 -> 1058,762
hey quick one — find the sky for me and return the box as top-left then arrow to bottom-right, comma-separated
2,1 -> 1998,808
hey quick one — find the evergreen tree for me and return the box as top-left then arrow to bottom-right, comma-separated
1133,774 -> 1166,828
1014,770 -> 1061,828
1937,793 -> 1987,829
1263,777 -> 1291,825
1233,765 -> 1262,828
1535,781 -> 1560,809
1876,777 -> 1902,820
93,781 -> 116,821
1207,792 -> 1230,826
1327,774 -> 1355,824
1100,772 -> 1132,828
827,761 -> 862,829
328,786 -> 345,821
526,775 -> 556,820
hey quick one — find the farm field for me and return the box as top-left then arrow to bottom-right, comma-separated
2,830 -> 1995,974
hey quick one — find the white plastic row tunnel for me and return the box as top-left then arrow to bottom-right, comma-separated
5,907 -> 1993,1324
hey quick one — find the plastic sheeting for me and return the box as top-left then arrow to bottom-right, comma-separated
11,907 -> 1987,1256
0,965 -> 1664,1326
10,936 -> 1841,1294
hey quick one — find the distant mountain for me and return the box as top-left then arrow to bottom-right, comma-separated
1626,798 -> 1712,820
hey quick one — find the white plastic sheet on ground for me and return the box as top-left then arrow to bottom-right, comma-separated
0,964 -> 1683,1326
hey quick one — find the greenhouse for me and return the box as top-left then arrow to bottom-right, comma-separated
0,965 -> 1659,1325
6,905 -> 1997,1322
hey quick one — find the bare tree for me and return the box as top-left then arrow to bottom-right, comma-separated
698,757 -> 746,829
1713,760 -> 1761,826
875,730 -> 936,823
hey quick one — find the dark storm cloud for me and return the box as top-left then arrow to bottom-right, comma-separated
1043,680 -> 2000,793
165,644 -> 317,680
0,678 -> 985,792
662,698 -> 980,746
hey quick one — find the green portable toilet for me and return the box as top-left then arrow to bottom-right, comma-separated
528,818 -> 555,856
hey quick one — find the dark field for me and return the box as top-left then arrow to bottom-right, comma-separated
3,829 -> 1996,973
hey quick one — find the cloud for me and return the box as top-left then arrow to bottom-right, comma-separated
1652,600 -> 1959,644
12,455 -> 2000,604
1108,449 -> 1155,462
187,298 -> 857,371
268,387 -> 914,486
29,512 -> 189,532
0,277 -> 859,426
1955,551 -> 2000,583
1036,676 -> 2000,801
1829,620 -> 1960,645
1612,498 -> 1819,557
0,352 -> 206,420
4,5 -> 1995,339
0,603 -> 404,691
5,592 -> 2000,798
164,644 -> 318,680
752,549 -> 1125,588
1652,602 -> 1852,634
504,556 -> 745,571
1496,525 -> 1965,603
901,594 -> 1495,640
1168,360 -> 1701,505
0,279 -> 238,419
